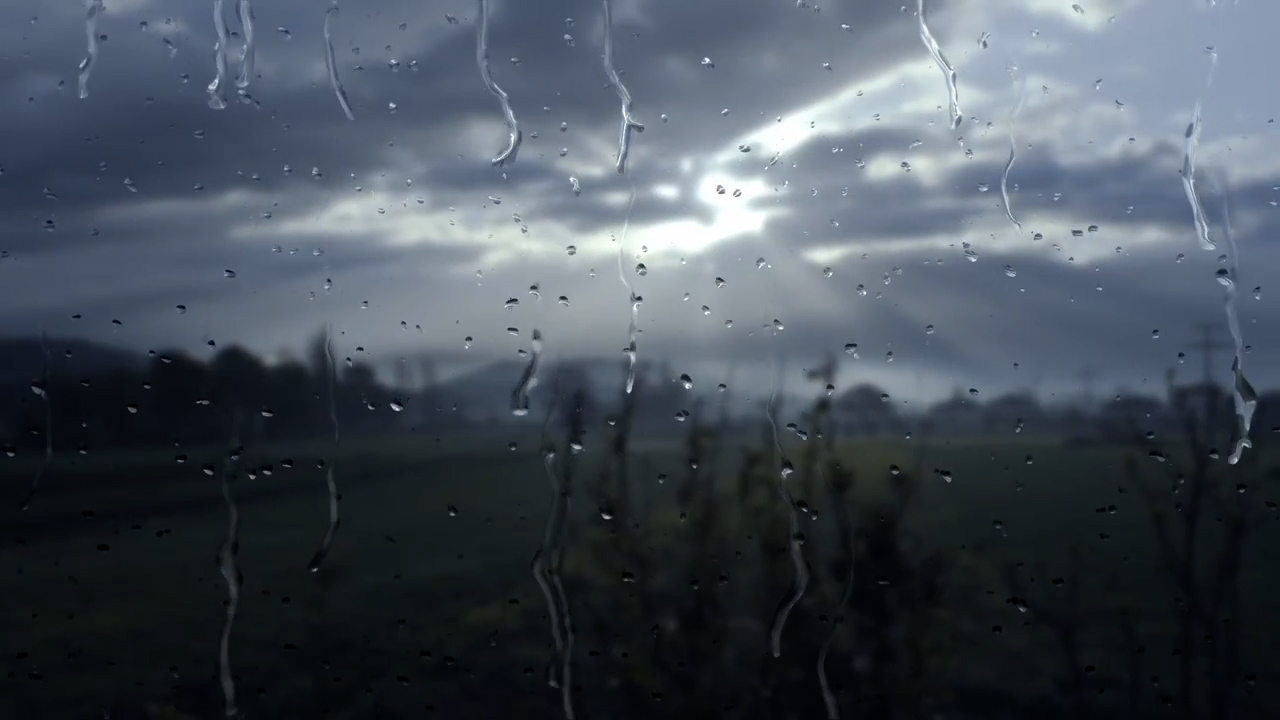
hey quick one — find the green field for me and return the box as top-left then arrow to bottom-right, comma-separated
1,433 -> 1277,719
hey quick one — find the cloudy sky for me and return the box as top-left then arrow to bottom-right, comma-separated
0,0 -> 1276,407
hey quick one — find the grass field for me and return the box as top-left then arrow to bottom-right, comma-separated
0,431 -> 1277,718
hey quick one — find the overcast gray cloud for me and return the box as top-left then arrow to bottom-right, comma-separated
0,0 -> 1277,410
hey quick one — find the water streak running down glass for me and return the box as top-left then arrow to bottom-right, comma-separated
511,329 -> 543,416
76,0 -> 104,99
1208,172 -> 1257,464
323,2 -> 356,121
307,324 -> 342,571
817,463 -> 855,720
235,0 -> 256,90
1000,62 -> 1025,233
600,0 -> 644,174
532,400 -> 576,719
615,184 -> 641,394
1181,46 -> 1219,251
767,353 -> 808,658
476,0 -> 522,165
216,445 -> 242,718
917,0 -> 961,130
208,0 -> 231,109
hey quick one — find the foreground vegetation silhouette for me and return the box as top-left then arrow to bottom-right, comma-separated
0,338 -> 1277,719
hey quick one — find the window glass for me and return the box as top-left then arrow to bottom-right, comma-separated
1,1 -> 1276,718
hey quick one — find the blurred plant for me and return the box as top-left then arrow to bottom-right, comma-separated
540,358 -> 957,719
1100,366 -> 1269,712
1115,370 -> 1268,719
998,369 -> 1273,720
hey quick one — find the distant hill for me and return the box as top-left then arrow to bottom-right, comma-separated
425,357 -> 635,421
0,336 -> 145,386
422,357 -> 738,438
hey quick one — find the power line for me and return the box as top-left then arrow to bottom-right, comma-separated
1185,322 -> 1231,387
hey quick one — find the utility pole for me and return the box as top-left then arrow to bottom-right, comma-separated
1183,322 -> 1232,431
1186,322 -> 1231,389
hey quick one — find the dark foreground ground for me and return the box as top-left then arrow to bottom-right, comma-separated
1,433 -> 1278,719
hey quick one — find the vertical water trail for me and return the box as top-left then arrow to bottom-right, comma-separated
1181,47 -> 1218,250
916,0 -> 961,130
511,329 -> 544,415
476,0 -> 522,165
19,332 -> 53,511
547,536 -> 575,720
817,466 -> 855,719
616,180 -> 640,393
765,350 -> 785,465
235,0 -> 255,89
1209,173 -> 1256,465
208,0 -> 230,109
323,2 -> 356,120
767,350 -> 809,658
1000,62 -> 1026,233
532,399 -> 576,719
307,323 -> 342,572
216,445 -> 242,718
601,0 -> 644,174
532,413 -> 563,617
77,0 -> 104,99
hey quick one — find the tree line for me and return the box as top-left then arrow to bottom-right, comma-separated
1,330 -> 406,455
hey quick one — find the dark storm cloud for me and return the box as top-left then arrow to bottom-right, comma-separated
0,225 -> 481,329
1,0 -> 1277,404
1,0 -> 915,185
745,126 -> 1280,256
